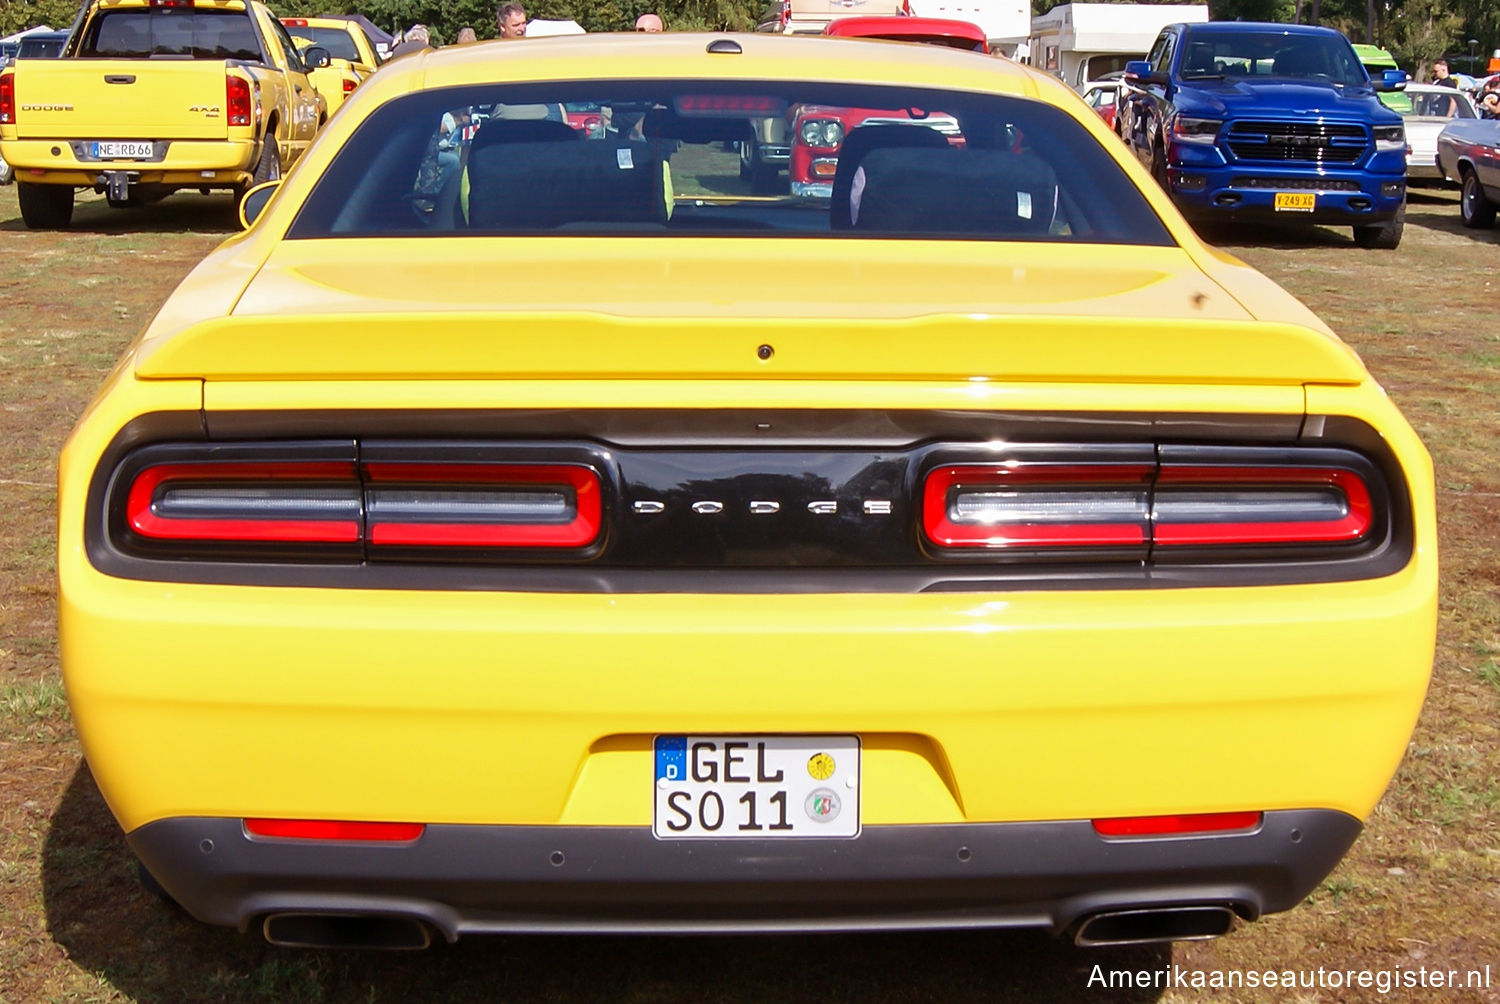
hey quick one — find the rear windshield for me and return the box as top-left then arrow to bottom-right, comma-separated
285,25 -> 361,62
80,9 -> 262,61
289,80 -> 1172,245
1179,29 -> 1367,85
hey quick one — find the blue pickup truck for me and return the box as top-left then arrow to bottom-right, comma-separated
1119,22 -> 1409,248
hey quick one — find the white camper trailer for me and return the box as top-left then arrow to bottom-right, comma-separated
1028,3 -> 1208,90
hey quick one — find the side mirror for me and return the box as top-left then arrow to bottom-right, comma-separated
238,180 -> 281,229
303,45 -> 331,69
1374,68 -> 1407,92
1124,60 -> 1154,83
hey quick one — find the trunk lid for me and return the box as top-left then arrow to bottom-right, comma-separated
13,59 -> 236,140
135,239 -> 1367,385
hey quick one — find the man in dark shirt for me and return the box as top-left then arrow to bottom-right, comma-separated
1432,59 -> 1457,87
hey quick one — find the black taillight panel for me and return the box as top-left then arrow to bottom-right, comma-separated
88,419 -> 1413,592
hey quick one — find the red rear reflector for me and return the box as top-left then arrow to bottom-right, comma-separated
245,819 -> 426,842
364,463 -> 602,548
1154,466 -> 1372,546
126,461 -> 361,543
0,74 -> 15,125
226,75 -> 253,127
1092,812 -> 1263,837
923,463 -> 1153,549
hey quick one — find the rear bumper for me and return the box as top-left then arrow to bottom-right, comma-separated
129,810 -> 1362,937
0,138 -> 258,188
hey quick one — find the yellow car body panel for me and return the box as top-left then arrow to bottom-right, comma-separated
56,34 -> 1437,942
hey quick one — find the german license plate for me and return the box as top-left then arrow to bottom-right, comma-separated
92,141 -> 154,159
653,735 -> 860,838
1274,192 -> 1315,212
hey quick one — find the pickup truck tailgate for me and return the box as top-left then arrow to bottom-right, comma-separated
12,60 -> 234,140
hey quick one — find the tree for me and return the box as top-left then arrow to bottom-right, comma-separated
0,0 -> 87,35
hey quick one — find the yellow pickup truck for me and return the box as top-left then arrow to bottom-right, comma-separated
0,0 -> 327,228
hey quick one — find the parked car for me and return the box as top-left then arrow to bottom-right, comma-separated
15,30 -> 68,59
740,16 -> 988,194
1081,79 -> 1121,131
1400,83 -> 1477,184
1118,22 -> 1409,248
281,16 -> 381,117
823,15 -> 989,52
1435,116 -> 1500,226
59,32 -> 1436,951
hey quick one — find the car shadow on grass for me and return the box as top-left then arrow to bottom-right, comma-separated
44,761 -> 1171,1003
0,190 -> 239,235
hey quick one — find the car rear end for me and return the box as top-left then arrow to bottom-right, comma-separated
57,36 -> 1436,949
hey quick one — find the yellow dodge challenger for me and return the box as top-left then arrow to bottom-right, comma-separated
57,33 -> 1436,950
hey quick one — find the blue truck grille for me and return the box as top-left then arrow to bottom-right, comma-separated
1225,120 -> 1368,164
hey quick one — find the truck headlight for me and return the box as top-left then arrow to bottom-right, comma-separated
1171,116 -> 1222,144
1373,125 -> 1405,152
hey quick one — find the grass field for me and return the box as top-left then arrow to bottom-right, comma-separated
0,184 -> 1496,1003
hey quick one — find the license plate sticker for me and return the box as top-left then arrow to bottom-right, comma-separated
1274,192 -> 1315,212
92,141 -> 155,159
653,735 -> 860,838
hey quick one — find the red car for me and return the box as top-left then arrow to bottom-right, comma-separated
779,17 -> 983,196
823,15 -> 989,52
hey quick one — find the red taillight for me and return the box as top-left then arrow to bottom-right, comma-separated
343,77 -> 357,95
245,819 -> 425,842
281,17 -> 309,25
1153,465 -> 1373,546
1092,812 -> 1263,837
226,74 -> 252,127
923,463 -> 1154,549
922,457 -> 1377,552
0,74 -> 15,125
125,461 -> 362,543
364,463 -> 602,548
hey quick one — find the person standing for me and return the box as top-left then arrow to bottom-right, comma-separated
496,2 -> 528,38
1432,58 -> 1457,87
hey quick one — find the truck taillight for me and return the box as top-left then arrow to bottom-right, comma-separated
281,18 -> 309,26
147,0 -> 196,7
343,77 -> 357,96
0,74 -> 14,125
226,75 -> 252,127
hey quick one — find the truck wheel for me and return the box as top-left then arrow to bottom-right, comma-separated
17,182 -> 74,229
1460,170 -> 1496,229
1352,203 -> 1404,250
252,140 -> 282,186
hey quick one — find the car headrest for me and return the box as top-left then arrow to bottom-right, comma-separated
471,118 -> 580,151
830,124 -> 951,230
850,147 -> 1059,235
465,139 -> 667,229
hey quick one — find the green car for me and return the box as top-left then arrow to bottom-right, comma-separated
1354,44 -> 1413,112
